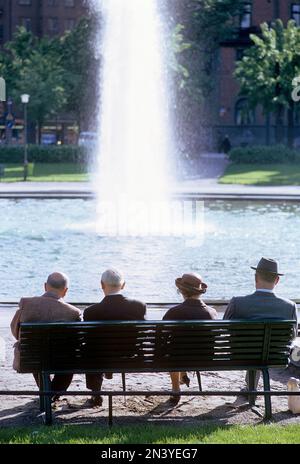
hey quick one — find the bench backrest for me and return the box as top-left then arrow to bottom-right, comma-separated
19,320 -> 295,373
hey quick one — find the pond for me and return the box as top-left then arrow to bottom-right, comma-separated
0,199 -> 299,303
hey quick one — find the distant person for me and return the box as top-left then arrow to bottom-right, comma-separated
11,272 -> 81,403
223,258 -> 298,400
220,135 -> 232,154
83,269 -> 146,407
163,273 -> 218,404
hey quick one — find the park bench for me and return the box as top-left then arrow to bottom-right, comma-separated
16,319 -> 295,425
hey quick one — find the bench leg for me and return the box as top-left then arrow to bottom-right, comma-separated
196,371 -> 202,392
248,370 -> 256,406
42,373 -> 53,426
108,394 -> 113,428
262,369 -> 272,420
39,373 -> 45,412
122,373 -> 126,392
121,373 -> 127,405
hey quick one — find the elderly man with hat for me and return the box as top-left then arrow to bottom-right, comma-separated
223,257 -> 298,402
163,273 -> 218,404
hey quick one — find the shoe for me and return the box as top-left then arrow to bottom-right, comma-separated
84,396 -> 103,408
180,374 -> 190,388
240,387 -> 249,399
226,389 -> 251,409
105,373 -> 113,380
51,396 -> 61,409
169,394 -> 181,405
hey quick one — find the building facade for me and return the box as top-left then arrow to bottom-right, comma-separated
0,0 -> 89,44
217,0 -> 300,146
0,0 -> 90,145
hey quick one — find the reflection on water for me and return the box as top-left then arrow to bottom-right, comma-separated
0,199 -> 300,302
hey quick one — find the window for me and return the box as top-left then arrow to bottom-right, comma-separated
292,4 -> 300,26
48,17 -> 59,34
18,0 -> 32,5
235,98 -> 255,125
240,3 -> 252,29
65,0 -> 75,7
64,18 -> 76,31
20,17 -> 32,31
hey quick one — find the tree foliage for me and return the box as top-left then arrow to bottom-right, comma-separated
235,19 -> 300,144
167,0 -> 245,154
0,20 -> 97,142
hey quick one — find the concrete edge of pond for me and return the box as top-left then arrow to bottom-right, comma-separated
1,181 -> 300,200
2,192 -> 300,201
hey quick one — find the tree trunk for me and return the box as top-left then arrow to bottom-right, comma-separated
287,101 -> 295,149
37,121 -> 42,145
275,105 -> 284,144
265,112 -> 271,146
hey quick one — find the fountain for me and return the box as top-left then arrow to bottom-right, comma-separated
90,0 -> 173,236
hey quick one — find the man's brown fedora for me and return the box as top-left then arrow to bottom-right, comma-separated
175,273 -> 208,294
251,257 -> 284,276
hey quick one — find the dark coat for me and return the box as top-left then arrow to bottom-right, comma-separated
163,299 -> 218,321
83,294 -> 146,321
223,290 -> 298,337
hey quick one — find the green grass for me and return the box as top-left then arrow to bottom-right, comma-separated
1,424 -> 300,444
219,163 -> 300,186
0,163 -> 89,182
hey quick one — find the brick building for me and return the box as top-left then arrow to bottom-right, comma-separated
0,0 -> 90,145
0,0 -> 89,44
217,0 -> 300,146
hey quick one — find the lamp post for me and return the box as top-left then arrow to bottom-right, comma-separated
21,94 -> 30,181
5,96 -> 13,145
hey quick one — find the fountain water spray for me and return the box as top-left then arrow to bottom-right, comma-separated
90,0 -> 175,236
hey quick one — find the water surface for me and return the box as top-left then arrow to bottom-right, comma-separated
0,199 -> 299,302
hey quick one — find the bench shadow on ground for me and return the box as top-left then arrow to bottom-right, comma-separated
0,398 -> 43,427
1,395 -> 289,428
1,367 -> 299,428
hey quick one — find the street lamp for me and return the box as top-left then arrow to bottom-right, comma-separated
21,94 -> 30,181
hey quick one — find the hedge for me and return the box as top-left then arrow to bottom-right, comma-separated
0,145 -> 92,164
229,145 -> 300,164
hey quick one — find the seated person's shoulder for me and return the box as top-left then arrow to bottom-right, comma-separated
163,304 -> 182,320
274,295 -> 296,306
83,303 -> 101,320
205,304 -> 219,320
125,297 -> 146,307
124,297 -> 147,315
19,296 -> 43,309
63,301 -> 81,315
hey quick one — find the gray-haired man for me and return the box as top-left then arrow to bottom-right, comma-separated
84,268 -> 146,407
11,272 -> 81,400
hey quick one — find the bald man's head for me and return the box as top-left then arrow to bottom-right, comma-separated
45,272 -> 69,298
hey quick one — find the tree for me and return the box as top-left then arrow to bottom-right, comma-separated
17,41 -> 66,144
0,27 -> 66,143
167,0 -> 246,154
235,20 -> 300,147
60,17 -> 99,132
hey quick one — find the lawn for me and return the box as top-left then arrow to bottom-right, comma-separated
1,424 -> 300,444
219,164 -> 300,186
0,163 -> 90,182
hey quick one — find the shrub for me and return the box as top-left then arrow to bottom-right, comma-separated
0,145 -> 93,164
229,145 -> 300,164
